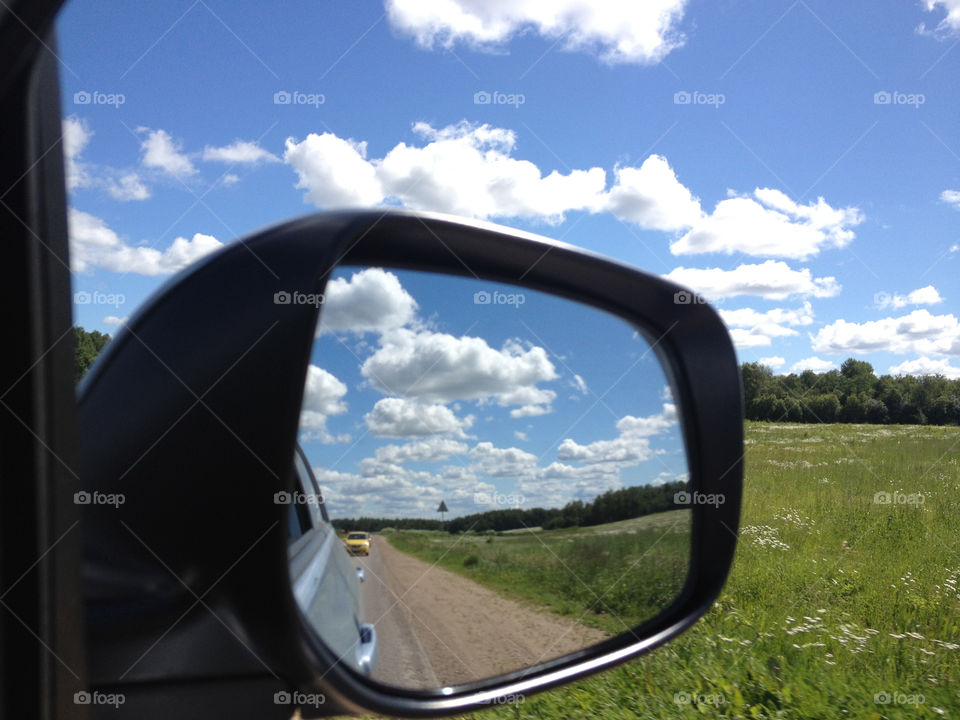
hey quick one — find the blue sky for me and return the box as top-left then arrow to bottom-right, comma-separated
58,1 -> 960,516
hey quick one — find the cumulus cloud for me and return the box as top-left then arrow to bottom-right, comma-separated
941,189 -> 960,208
284,123 -> 860,252
68,209 -> 222,275
63,116 -> 93,191
365,397 -> 474,437
671,189 -> 862,259
139,127 -> 197,178
720,302 -> 814,349
889,356 -> 960,379
374,437 -> 469,464
918,0 -> 960,36
385,0 -> 689,64
299,365 -> 350,443
285,122 -> 606,222
63,117 -> 151,201
598,155 -> 702,230
788,356 -> 836,374
106,173 -> 150,201
557,403 -> 676,466
666,260 -> 840,301
202,140 -> 279,164
361,329 -> 558,415
875,285 -> 944,310
812,310 -> 960,356
319,267 -> 418,335
757,355 -> 785,370
284,132 -> 383,207
103,315 -> 128,327
469,442 -> 539,478
322,403 -> 682,518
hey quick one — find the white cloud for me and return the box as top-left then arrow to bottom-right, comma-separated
514,431 -> 528,441
469,442 -> 539,478
365,397 -> 474,437
202,140 -> 279,164
361,329 -> 558,415
68,209 -> 221,275
570,374 -> 588,394
812,310 -> 960,356
222,173 -> 240,186
374,437 -> 469,464
106,173 -> 150,201
666,260 -> 840,301
284,132 -> 383,207
889,356 -> 960,379
918,0 -> 960,36
284,124 -> 859,244
377,122 -> 605,222
758,355 -> 785,370
139,128 -> 197,178
385,0 -> 689,64
557,403 -> 676,465
601,155 -> 702,230
299,365 -> 350,443
671,189 -> 862,259
63,116 -> 93,190
941,189 -> 960,208
62,117 -> 151,201
720,302 -> 814,349
319,267 -> 418,334
103,315 -> 128,327
788,356 -> 836,374
875,285 -> 944,310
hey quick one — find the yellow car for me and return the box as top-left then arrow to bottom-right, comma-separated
344,532 -> 371,556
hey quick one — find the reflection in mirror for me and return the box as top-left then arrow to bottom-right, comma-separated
291,266 -> 692,690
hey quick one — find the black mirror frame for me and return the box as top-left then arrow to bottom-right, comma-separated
78,210 -> 742,719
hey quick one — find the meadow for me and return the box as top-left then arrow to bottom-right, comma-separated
392,422 -> 960,719
384,510 -> 691,635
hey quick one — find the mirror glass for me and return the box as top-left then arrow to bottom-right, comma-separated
289,266 -> 692,690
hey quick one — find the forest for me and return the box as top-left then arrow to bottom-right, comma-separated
742,358 -> 960,425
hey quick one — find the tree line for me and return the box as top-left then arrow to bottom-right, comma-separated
743,358 -> 960,425
334,481 -> 687,534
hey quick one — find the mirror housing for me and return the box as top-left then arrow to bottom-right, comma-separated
78,210 -> 742,718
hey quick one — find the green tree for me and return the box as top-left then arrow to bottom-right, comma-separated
840,358 -> 876,398
806,393 -> 841,423
74,326 -> 111,382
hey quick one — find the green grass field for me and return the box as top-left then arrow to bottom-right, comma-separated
384,510 -> 691,635
396,422 -> 960,719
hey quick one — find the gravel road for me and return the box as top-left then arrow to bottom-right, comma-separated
355,536 -> 608,689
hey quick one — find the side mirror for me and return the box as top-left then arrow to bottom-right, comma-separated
77,210 -> 742,718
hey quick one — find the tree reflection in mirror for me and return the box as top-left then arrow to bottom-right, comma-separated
292,266 -> 693,690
